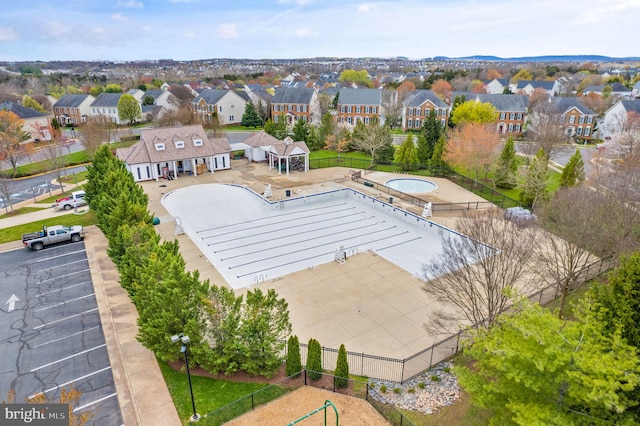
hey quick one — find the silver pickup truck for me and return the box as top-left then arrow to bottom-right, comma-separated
22,225 -> 85,251
52,190 -> 87,211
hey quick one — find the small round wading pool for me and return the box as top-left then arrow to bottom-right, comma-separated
385,178 -> 438,193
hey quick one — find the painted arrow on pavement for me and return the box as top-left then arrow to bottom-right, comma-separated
5,294 -> 19,312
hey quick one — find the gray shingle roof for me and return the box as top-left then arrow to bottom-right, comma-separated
549,98 -> 596,115
621,100 -> 640,114
404,90 -> 447,108
516,80 -> 555,90
144,90 -> 163,100
193,89 -> 227,105
272,87 -> 315,104
90,93 -> 123,107
338,88 -> 382,105
0,102 -> 47,119
53,94 -> 92,108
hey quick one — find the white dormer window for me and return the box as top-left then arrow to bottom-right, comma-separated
174,140 -> 185,149
193,138 -> 203,146
155,143 -> 165,151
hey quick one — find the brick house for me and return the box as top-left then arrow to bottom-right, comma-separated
552,98 -> 598,140
271,87 -> 320,125
52,94 -> 95,125
401,90 -> 449,131
336,88 -> 384,126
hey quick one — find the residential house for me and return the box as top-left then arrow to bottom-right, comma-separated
336,88 -> 384,126
401,90 -> 449,131
452,93 -> 528,136
89,93 -> 124,124
484,78 -> 508,94
0,102 -> 52,142
602,100 -> 640,139
126,89 -> 145,103
631,81 -> 640,99
243,84 -> 274,113
510,80 -> 556,96
271,87 -> 320,126
583,83 -> 632,100
52,94 -> 95,125
551,98 -> 598,140
115,124 -> 231,182
141,89 -> 178,117
192,89 -> 248,125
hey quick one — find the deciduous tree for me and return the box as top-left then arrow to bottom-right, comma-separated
21,95 -> 45,112
118,94 -> 141,125
450,100 -> 497,126
80,115 -> 115,158
445,122 -> 500,180
457,298 -> 640,425
339,69 -> 370,87
0,110 -> 31,176
351,117 -> 393,166
527,101 -> 567,161
104,83 -> 122,93
431,79 -> 452,100
420,209 -> 538,332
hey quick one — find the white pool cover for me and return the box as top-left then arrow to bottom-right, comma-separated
161,184 -> 469,289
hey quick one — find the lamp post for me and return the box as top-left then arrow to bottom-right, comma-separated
171,333 -> 200,422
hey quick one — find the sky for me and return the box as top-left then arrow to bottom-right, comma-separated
1,0 -> 639,62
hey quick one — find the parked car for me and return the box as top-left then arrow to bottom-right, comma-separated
52,190 -> 87,211
23,225 -> 85,251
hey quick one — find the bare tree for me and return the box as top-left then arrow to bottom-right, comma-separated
381,89 -> 401,129
526,101 -> 567,161
167,84 -> 195,107
421,209 -> 539,332
350,117 -> 392,166
41,139 -> 68,194
79,116 -> 116,158
0,173 -> 18,213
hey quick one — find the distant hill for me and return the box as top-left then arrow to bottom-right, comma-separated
431,55 -> 640,62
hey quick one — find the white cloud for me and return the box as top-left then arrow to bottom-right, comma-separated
217,23 -> 238,39
0,26 -> 17,41
117,0 -> 143,8
293,27 -> 318,38
112,13 -> 127,21
358,3 -> 379,13
42,21 -> 71,39
182,31 -> 196,38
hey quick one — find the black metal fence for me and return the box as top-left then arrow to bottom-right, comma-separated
195,369 -> 414,426
284,257 -> 610,385
308,156 -> 524,209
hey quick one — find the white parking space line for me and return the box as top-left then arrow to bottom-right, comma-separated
30,344 -> 106,372
34,293 -> 96,312
73,393 -> 118,413
38,259 -> 88,271
34,281 -> 92,297
36,250 -> 87,263
33,307 -> 98,329
28,366 -> 112,398
32,325 -> 101,348
37,269 -> 90,283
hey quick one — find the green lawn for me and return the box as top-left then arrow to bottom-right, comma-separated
0,206 -> 47,218
158,361 -> 290,425
0,211 -> 97,244
12,151 -> 90,178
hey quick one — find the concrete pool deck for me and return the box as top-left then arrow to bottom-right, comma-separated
140,161 -> 488,359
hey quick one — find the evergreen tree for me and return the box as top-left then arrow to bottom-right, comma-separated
306,126 -> 323,151
416,133 -> 431,168
264,116 -> 288,140
292,118 -> 309,142
286,335 -> 302,378
241,102 -> 263,128
375,139 -> 396,164
494,136 -> 519,189
307,338 -> 322,380
318,113 -> 335,147
334,344 -> 349,388
395,134 -> 419,171
559,149 -> 585,188
430,134 -> 449,173
421,109 -> 442,160
520,148 -> 549,208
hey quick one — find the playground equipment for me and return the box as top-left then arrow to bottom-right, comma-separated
287,400 -> 338,426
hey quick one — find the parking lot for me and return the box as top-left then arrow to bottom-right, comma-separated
0,242 -> 123,425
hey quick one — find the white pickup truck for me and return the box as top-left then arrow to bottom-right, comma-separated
52,190 -> 87,211
22,225 -> 85,251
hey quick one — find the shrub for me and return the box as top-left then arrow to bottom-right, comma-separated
307,338 -> 322,381
393,387 -> 402,394
431,375 -> 440,382
334,344 -> 349,388
408,388 -> 415,394
380,384 -> 387,393
418,382 -> 426,389
286,335 -> 302,378
443,367 -> 451,373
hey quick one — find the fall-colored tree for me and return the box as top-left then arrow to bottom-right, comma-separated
339,69 -> 370,87
0,110 -> 31,176
450,100 -> 497,126
22,95 -> 46,113
396,80 -> 416,102
528,87 -> 549,109
486,68 -> 502,80
104,83 -> 122,93
431,79 -> 453,100
446,122 -> 500,180
470,80 -> 485,93
509,69 -> 533,83
581,92 -> 605,115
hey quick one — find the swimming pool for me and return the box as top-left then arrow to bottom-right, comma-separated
385,178 -> 437,193
161,184 -> 467,289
